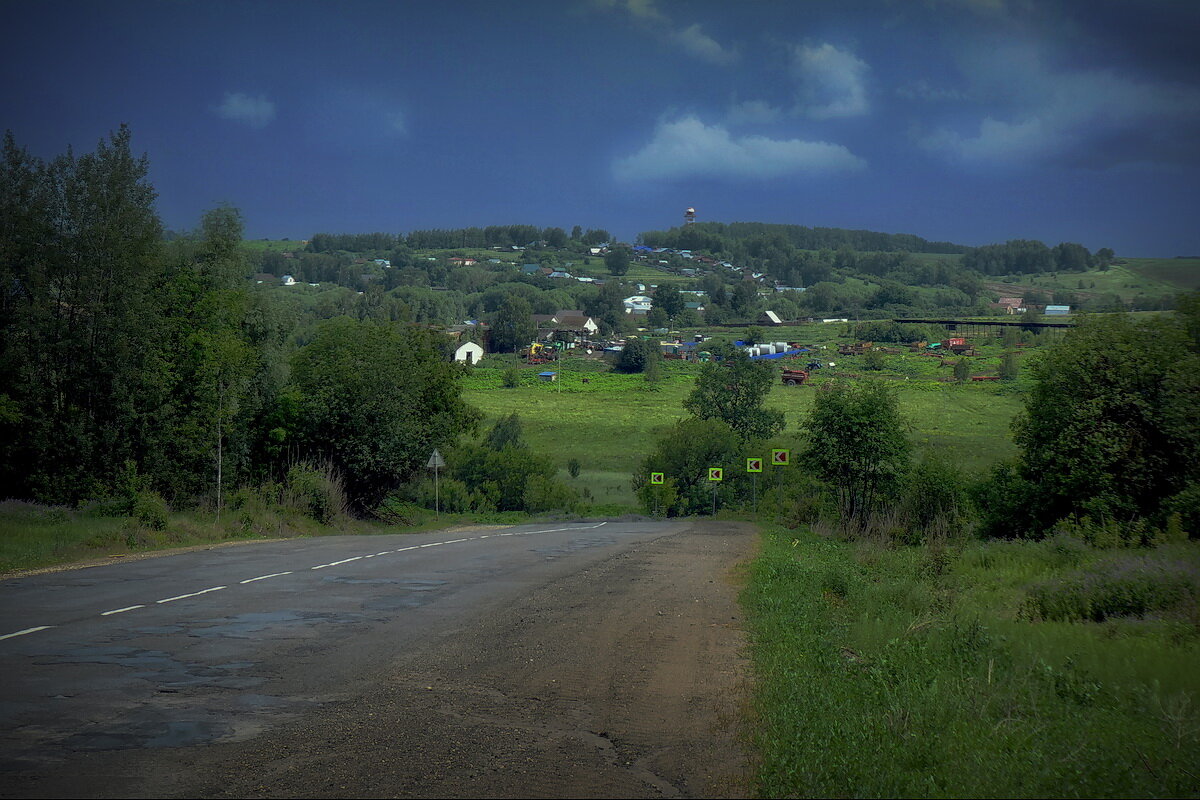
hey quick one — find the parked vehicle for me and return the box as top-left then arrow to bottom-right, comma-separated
781,368 -> 809,387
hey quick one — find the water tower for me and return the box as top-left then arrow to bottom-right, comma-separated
684,206 -> 696,226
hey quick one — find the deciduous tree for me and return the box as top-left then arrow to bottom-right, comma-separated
290,318 -> 480,509
684,351 -> 784,443
802,381 -> 911,529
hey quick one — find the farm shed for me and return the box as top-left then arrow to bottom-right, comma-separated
453,341 -> 484,364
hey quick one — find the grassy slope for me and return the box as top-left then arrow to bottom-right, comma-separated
746,526 -> 1200,797
987,259 -> 1199,303
1126,258 -> 1200,291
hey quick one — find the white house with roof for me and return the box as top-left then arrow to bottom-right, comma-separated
280,274 -> 296,286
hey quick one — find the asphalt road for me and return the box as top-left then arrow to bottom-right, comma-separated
0,519 -> 754,798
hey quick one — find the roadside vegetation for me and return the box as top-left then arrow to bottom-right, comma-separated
745,526 -> 1199,797
740,301 -> 1200,798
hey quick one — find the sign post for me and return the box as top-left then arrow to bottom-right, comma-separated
650,471 -> 664,516
771,449 -> 789,521
747,457 -> 763,512
708,467 -> 723,515
427,449 -> 445,521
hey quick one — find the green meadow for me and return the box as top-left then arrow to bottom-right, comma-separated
463,344 -> 1028,508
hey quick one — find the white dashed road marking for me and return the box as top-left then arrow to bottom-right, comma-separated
0,626 -> 53,641
239,572 -> 292,584
3,522 -> 611,643
100,605 -> 145,616
157,586 -> 226,604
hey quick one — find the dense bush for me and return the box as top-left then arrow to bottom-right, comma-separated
634,418 -> 745,516
132,489 -> 169,531
450,413 -> 578,513
897,457 -> 971,541
614,337 -> 651,373
285,462 -> 348,524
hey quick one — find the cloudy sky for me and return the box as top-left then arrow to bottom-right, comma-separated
3,0 -> 1199,255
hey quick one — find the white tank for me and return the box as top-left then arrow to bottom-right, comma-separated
775,342 -> 788,351
749,347 -> 760,357
761,344 -> 775,355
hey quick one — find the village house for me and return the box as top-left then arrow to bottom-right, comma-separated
623,295 -> 653,315
990,296 -> 1024,314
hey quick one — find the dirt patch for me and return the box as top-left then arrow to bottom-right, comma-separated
140,520 -> 757,798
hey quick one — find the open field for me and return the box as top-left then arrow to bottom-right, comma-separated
986,258 -> 1198,304
1126,257 -> 1200,291
746,525 -> 1200,796
463,346 -> 1027,508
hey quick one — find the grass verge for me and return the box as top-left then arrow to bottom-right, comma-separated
743,525 -> 1200,797
0,500 -> 562,576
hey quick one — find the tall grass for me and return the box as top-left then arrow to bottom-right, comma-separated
743,526 -> 1200,797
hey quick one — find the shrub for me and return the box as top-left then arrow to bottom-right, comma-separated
615,337 -> 651,373
132,489 -> 169,531
636,476 -> 678,517
953,358 -> 970,382
375,496 -> 424,526
285,461 -> 348,524
861,350 -> 885,371
523,478 -> 580,513
999,351 -> 1019,381
567,458 -> 581,479
898,456 -> 970,540
1165,484 -> 1200,539
1052,515 -> 1162,549
415,476 -> 472,513
501,366 -> 521,388
1023,555 -> 1200,622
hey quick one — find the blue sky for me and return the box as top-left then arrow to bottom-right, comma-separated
3,0 -> 1199,255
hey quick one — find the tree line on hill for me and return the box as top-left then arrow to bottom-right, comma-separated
638,221 -> 967,256
306,225 -> 611,254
